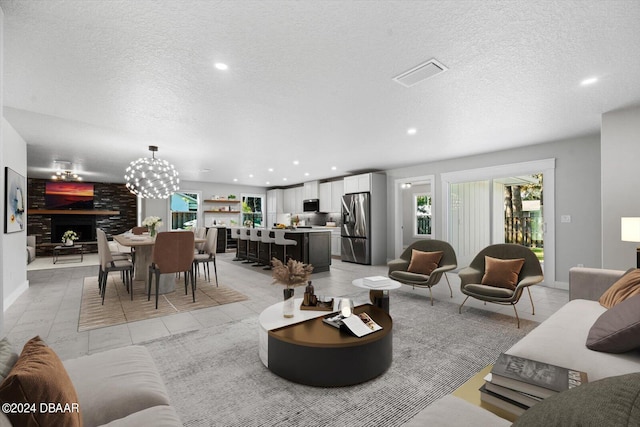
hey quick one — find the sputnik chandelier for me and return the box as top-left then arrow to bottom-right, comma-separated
124,145 -> 180,199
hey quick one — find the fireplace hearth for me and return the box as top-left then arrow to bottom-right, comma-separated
51,215 -> 97,243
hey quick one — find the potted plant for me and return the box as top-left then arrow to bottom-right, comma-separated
271,258 -> 314,318
142,216 -> 163,237
61,230 -> 79,246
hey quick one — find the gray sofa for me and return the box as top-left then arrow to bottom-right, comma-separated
405,267 -> 640,426
0,345 -> 181,427
26,235 -> 36,264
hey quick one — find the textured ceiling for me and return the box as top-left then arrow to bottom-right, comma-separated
2,0 -> 640,186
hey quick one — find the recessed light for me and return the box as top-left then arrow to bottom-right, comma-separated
266,181 -> 270,185
407,128 -> 417,135
249,174 -> 254,178
214,62 -> 228,71
304,172 -> 310,176
580,77 -> 598,86
283,178 -> 288,181
233,178 -> 238,182
331,166 -> 337,171
293,160 -> 299,165
268,168 -> 274,172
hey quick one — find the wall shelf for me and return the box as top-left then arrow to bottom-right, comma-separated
29,209 -> 121,215
204,210 -> 241,214
204,199 -> 240,203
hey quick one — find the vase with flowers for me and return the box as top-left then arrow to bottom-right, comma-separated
142,216 -> 163,238
271,258 -> 314,318
61,230 -> 78,246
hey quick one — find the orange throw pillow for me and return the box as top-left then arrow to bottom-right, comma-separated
599,269 -> 640,309
481,256 -> 525,290
0,336 -> 82,427
407,250 -> 443,275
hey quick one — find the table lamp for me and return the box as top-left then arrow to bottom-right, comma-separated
621,217 -> 640,268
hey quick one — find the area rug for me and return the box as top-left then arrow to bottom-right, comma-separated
78,276 -> 248,331
143,289 -> 538,426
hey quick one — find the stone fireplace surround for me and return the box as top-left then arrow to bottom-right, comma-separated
27,178 -> 138,256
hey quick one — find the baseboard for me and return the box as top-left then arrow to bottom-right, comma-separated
4,280 -> 29,312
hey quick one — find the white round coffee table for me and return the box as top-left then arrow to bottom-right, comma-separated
352,277 -> 401,312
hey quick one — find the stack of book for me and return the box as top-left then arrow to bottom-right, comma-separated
480,353 -> 588,418
363,276 -> 391,288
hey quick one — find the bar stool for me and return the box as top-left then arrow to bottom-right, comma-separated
274,229 -> 297,263
249,228 -> 263,266
239,228 -> 252,263
261,229 -> 276,270
230,227 -> 243,261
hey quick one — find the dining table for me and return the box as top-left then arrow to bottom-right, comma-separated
113,232 -> 206,294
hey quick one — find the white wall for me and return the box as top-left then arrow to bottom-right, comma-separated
601,105 -> 640,270
386,134 -> 601,284
2,119 -> 29,310
141,180 -> 265,229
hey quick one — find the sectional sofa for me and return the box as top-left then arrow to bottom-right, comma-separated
0,341 -> 181,427
404,267 -> 640,426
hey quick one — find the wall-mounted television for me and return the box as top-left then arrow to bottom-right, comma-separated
45,182 -> 94,210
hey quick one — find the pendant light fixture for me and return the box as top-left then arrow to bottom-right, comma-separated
124,145 -> 179,199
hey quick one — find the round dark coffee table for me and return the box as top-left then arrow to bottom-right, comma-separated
259,300 -> 393,387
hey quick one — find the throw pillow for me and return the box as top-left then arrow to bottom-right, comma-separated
586,293 -> 640,353
0,338 -> 18,382
0,336 -> 82,427
513,372 -> 640,427
480,256 -> 525,290
599,269 -> 640,308
407,250 -> 443,275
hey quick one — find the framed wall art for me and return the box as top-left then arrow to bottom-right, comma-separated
5,167 -> 27,234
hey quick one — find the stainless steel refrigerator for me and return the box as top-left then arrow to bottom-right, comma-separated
341,192 -> 371,264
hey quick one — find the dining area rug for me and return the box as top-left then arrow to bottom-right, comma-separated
78,275 -> 248,331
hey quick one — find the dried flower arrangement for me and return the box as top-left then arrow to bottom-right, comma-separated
271,258 -> 314,289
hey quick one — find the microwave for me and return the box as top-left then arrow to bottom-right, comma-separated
303,199 -> 320,212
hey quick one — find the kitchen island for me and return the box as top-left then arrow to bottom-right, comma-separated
252,228 -> 332,272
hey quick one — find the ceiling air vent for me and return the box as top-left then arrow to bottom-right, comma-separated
393,58 -> 448,87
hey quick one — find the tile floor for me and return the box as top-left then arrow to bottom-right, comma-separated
5,253 -> 569,360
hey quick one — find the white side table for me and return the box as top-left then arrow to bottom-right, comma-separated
352,278 -> 401,313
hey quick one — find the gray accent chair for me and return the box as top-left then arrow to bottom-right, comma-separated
387,240 -> 458,305
458,243 -> 544,328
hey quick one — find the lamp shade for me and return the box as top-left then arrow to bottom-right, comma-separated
621,217 -> 640,243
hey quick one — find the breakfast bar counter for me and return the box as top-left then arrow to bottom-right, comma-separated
254,228 -> 332,272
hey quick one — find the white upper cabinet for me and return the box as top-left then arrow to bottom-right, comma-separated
267,189 -> 283,214
294,186 -> 304,213
319,182 -> 331,212
344,173 -> 371,193
283,188 -> 296,213
331,180 -> 344,212
303,181 -> 319,199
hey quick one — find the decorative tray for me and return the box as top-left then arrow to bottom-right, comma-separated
300,299 -> 334,311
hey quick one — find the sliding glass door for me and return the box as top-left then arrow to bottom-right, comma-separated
442,159 -> 555,284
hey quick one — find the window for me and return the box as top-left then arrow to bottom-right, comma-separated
170,192 -> 200,230
414,194 -> 432,237
242,194 -> 264,227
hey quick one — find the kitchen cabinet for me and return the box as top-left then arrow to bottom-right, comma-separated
294,186 -> 304,213
283,188 -> 296,213
303,181 -> 319,199
267,189 -> 283,214
319,180 -> 344,213
331,232 -> 341,256
319,183 -> 331,212
344,173 -> 371,193
331,180 -> 344,212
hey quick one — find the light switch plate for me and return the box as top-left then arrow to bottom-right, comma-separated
561,215 -> 571,223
